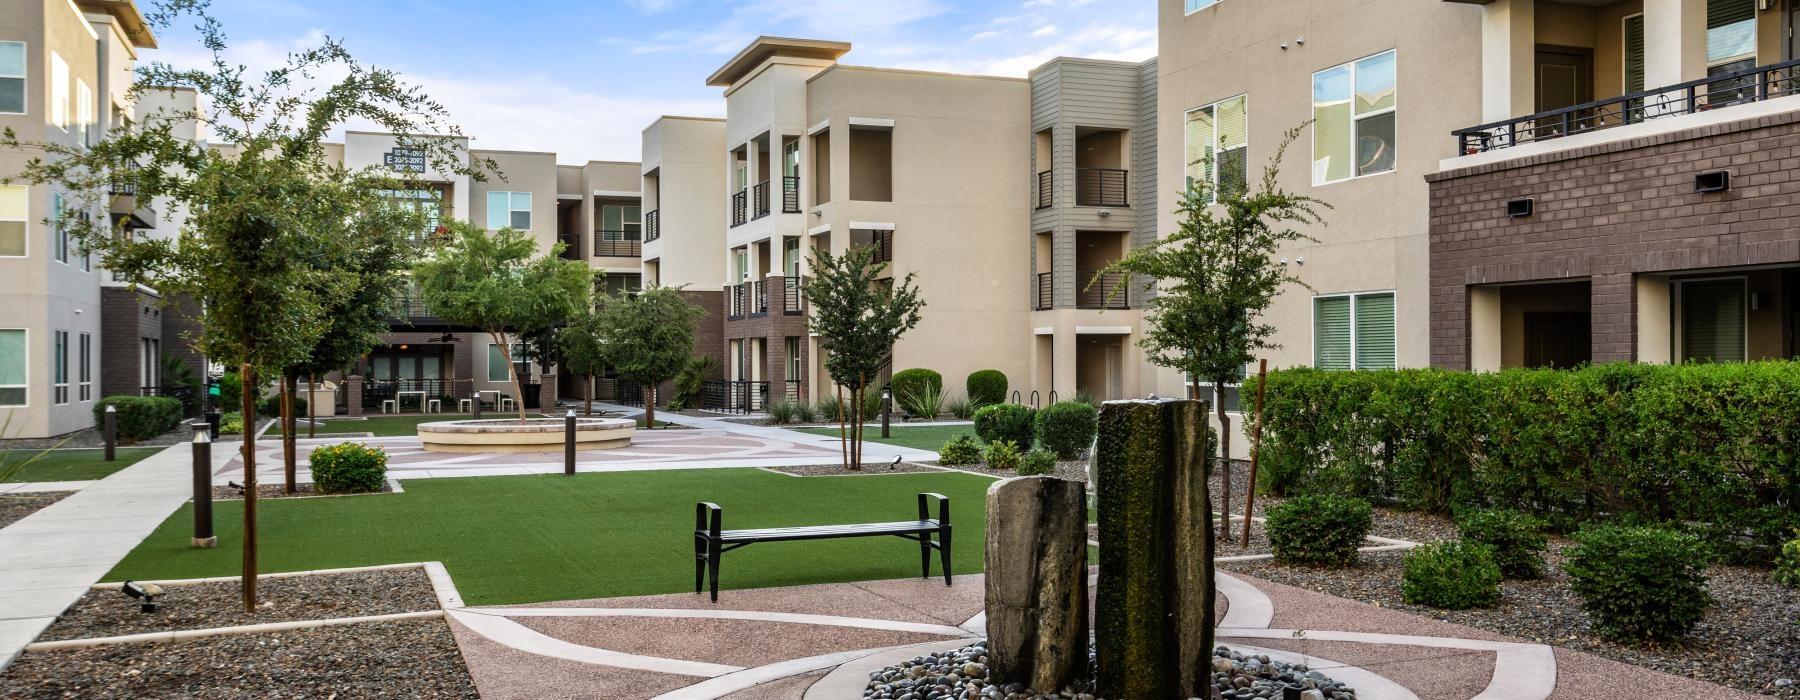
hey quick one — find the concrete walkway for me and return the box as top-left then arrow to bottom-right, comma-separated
0,440 -> 230,672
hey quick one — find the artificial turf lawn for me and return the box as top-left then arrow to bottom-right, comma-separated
0,447 -> 161,483
276,414 -> 676,437
107,468 -> 999,606
794,424 -> 977,452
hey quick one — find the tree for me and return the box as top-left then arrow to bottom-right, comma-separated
558,303 -> 608,416
1,4 -> 484,610
802,245 -> 925,470
592,286 -> 704,428
412,222 -> 591,422
1099,126 -> 1325,540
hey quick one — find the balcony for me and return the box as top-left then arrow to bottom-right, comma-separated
783,276 -> 804,315
1455,59 -> 1800,156
594,230 -> 642,258
1035,272 -> 1053,310
1075,168 -> 1128,207
108,161 -> 155,231
752,181 -> 772,219
731,189 -> 748,227
782,176 -> 801,213
728,284 -> 747,320
750,280 -> 769,317
644,210 -> 660,242
1076,270 -> 1130,310
1036,170 -> 1053,209
869,230 -> 892,265
388,292 -> 442,323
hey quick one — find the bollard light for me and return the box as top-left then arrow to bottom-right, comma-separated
191,423 -> 216,548
880,384 -> 892,439
103,405 -> 117,461
564,408 -> 577,476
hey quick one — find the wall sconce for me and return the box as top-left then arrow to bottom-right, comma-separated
1506,198 -> 1534,218
1695,170 -> 1730,193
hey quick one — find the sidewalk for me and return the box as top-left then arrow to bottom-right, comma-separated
0,439 -> 230,672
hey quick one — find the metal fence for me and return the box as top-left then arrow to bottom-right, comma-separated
702,380 -> 768,414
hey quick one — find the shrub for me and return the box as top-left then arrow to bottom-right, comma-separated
966,370 -> 1007,407
1020,449 -> 1057,476
1402,540 -> 1502,609
1036,401 -> 1098,460
1564,525 -> 1712,645
1070,388 -> 1098,407
860,390 -> 883,421
897,383 -> 945,420
938,434 -> 982,466
794,401 -> 817,424
1458,509 -> 1549,579
1265,494 -> 1373,567
891,369 -> 943,415
255,394 -> 307,419
946,397 -> 976,420
219,412 -> 245,436
93,396 -> 184,443
816,394 -> 844,422
973,403 -> 1035,448
216,371 -> 243,408
766,400 -> 798,424
984,439 -> 1023,471
1775,532 -> 1800,588
308,442 -> 388,494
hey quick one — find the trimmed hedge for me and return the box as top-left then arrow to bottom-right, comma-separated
973,403 -> 1035,448
966,370 -> 1007,407
1036,401 -> 1098,460
309,442 -> 388,494
1265,494 -> 1372,567
891,369 -> 943,417
1257,363 -> 1800,562
1776,532 -> 1800,589
93,396 -> 184,443
1565,525 -> 1712,645
1401,540 -> 1502,610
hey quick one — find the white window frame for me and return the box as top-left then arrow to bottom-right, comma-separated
1185,0 -> 1222,15
50,51 -> 68,132
486,191 -> 532,231
0,184 -> 28,258
1311,290 -> 1398,370
1311,49 -> 1398,186
52,330 -> 68,405
76,79 -> 92,147
1184,94 -> 1248,201
1672,276 -> 1749,363
77,332 -> 90,401
51,192 -> 67,264
0,41 -> 24,116
1183,371 -> 1246,415
0,328 -> 26,407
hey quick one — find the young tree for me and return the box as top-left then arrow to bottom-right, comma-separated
412,222 -> 591,422
592,286 -> 704,428
1099,126 -> 1325,540
802,245 -> 925,470
558,301 -> 608,416
1,5 -> 485,610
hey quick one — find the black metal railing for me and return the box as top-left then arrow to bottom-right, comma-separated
1037,170 -> 1052,209
593,230 -> 642,257
361,379 -> 473,411
750,280 -> 769,317
1455,58 -> 1800,155
702,379 -> 769,414
731,189 -> 748,227
728,284 -> 748,320
782,379 -> 804,404
869,230 -> 893,265
752,181 -> 771,219
782,176 -> 801,213
645,210 -> 661,242
110,160 -> 140,196
1076,270 -> 1130,309
389,293 -> 441,321
1075,168 -> 1129,207
783,276 -> 804,314
141,385 -> 197,415
1035,272 -> 1053,310
595,378 -> 644,407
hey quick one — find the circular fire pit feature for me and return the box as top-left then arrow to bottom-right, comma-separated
415,417 -> 635,453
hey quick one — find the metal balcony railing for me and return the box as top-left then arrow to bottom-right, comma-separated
753,181 -> 771,219
644,210 -> 660,242
1076,270 -> 1130,309
110,161 -> 140,196
750,280 -> 769,317
782,176 -> 801,213
867,230 -> 893,265
1455,58 -> 1800,155
1035,272 -> 1053,310
783,276 -> 804,315
593,230 -> 642,257
731,190 -> 748,227
782,379 -> 804,404
1036,170 -> 1052,209
1075,168 -> 1129,207
389,294 -> 441,322
701,379 -> 768,414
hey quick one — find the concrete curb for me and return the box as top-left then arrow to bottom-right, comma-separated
22,610 -> 445,651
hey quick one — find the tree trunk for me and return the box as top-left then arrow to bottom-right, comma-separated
583,374 -> 592,416
492,331 -> 527,423
307,373 -> 317,439
836,384 -> 848,469
645,385 -> 657,429
1215,380 -> 1233,542
240,363 -> 258,612
281,374 -> 295,494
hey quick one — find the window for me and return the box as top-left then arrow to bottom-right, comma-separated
0,185 -> 26,257
78,212 -> 90,271
1313,50 -> 1397,185
1706,0 -> 1757,103
0,329 -> 23,406
140,338 -> 158,388
1679,278 -> 1746,363
1185,0 -> 1221,13
50,51 -> 68,131
1184,95 -> 1248,201
77,332 -> 90,401
734,248 -> 749,284
786,337 -> 801,379
76,79 -> 92,147
487,344 -> 510,382
378,188 -> 444,241
51,193 -> 67,264
1314,292 -> 1396,370
783,141 -> 800,178
0,41 -> 23,114
600,204 -> 641,240
53,330 -> 68,405
486,191 -> 532,230
1184,370 -> 1245,413
783,238 -> 801,277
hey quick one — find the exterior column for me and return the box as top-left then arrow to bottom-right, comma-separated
1480,0 -> 1536,124
1053,329 -> 1077,404
1469,286 -> 1503,372
345,375 -> 363,417
1591,273 -> 1638,363
1636,275 -> 1673,364
1643,0 -> 1708,89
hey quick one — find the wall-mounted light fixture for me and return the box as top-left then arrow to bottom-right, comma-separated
1695,170 -> 1730,193
1506,198 -> 1534,218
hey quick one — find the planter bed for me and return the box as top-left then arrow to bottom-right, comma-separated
211,481 -> 397,501
769,462 -> 954,477
38,568 -> 440,641
0,492 -> 73,528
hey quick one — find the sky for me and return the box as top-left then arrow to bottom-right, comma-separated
150,0 -> 1158,164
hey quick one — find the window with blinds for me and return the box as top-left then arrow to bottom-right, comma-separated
1680,279 -> 1746,363
1185,95 -> 1248,202
1707,0 -> 1756,64
1624,15 -> 1646,94
0,42 -> 24,115
0,329 -> 23,406
0,185 -> 25,257
1315,292 -> 1396,370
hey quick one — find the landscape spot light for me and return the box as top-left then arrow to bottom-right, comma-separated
121,580 -> 163,613
891,455 -> 902,471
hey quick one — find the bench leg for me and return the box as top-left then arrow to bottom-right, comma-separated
919,536 -> 932,580
938,526 -> 953,587
694,535 -> 706,595
707,539 -> 722,603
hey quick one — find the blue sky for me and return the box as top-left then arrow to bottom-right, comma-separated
153,0 -> 1157,163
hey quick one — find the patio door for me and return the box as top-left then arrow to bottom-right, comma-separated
1536,46 -> 1592,137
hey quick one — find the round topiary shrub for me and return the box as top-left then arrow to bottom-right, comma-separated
1401,540 -> 1502,609
973,403 -> 1035,448
1265,494 -> 1373,567
937,434 -> 982,466
1564,525 -> 1713,646
1457,509 -> 1549,579
966,370 -> 1007,407
1776,531 -> 1800,589
309,442 -> 389,494
891,369 -> 944,417
1035,401 -> 1097,460
1019,448 -> 1057,476
984,439 -> 1023,471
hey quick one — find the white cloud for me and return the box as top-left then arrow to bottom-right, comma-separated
894,22 -> 1157,78
624,0 -> 682,11
1030,25 -> 1058,37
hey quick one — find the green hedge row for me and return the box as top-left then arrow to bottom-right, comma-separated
1256,363 -> 1800,562
93,396 -> 185,443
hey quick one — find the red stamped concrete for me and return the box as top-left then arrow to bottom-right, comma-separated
1241,638 -> 1498,700
1547,647 -> 1761,700
513,615 -> 957,667
514,573 -> 988,627
720,671 -> 830,699
447,616 -> 694,700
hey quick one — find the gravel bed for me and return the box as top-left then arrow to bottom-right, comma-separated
929,459 -> 1091,483
769,462 -> 954,477
0,617 -> 476,699
864,641 -> 1355,699
38,568 -> 441,641
1222,540 -> 1800,696
0,423 -> 198,450
212,482 -> 396,500
0,492 -> 73,528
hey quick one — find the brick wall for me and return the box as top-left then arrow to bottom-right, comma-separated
1427,110 -> 1800,369
99,288 -> 161,399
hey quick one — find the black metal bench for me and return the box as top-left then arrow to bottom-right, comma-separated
693,492 -> 952,602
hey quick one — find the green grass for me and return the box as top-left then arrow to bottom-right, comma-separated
794,424 -> 977,452
0,447 -> 162,483
108,468 -> 998,606
276,414 -> 675,438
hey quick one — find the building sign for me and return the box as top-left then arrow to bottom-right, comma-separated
384,148 -> 427,174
